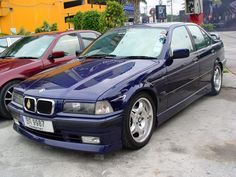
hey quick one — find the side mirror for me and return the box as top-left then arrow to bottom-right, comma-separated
48,51 -> 65,59
210,32 -> 220,40
171,49 -> 190,60
75,50 -> 82,57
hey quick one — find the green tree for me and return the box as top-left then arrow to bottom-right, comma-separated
67,12 -> 83,30
201,23 -> 215,31
68,1 -> 127,33
100,1 -> 126,32
35,21 -> 58,33
50,23 -> 58,31
11,27 -> 31,36
81,11 -> 101,32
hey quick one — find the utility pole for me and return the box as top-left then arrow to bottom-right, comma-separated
167,0 -> 173,22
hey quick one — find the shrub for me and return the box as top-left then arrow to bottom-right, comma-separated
68,1 -> 126,33
67,12 -> 83,30
201,23 -> 215,31
103,1 -> 126,29
35,21 -> 58,33
14,27 -> 31,35
81,11 -> 101,32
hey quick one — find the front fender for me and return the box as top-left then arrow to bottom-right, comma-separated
0,73 -> 26,88
97,73 -> 159,112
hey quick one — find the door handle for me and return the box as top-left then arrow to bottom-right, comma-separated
211,49 -> 215,54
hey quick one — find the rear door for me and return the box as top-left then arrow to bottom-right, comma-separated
166,26 -> 199,109
187,25 -> 215,88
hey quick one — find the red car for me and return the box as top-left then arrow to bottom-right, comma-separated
0,30 -> 100,119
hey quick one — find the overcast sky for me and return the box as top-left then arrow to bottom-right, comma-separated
140,0 -> 184,15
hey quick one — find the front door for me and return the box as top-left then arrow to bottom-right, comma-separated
44,33 -> 82,69
166,26 -> 199,109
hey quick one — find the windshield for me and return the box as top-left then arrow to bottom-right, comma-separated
81,28 -> 167,59
1,35 -> 55,59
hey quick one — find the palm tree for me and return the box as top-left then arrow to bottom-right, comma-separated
115,0 -> 146,24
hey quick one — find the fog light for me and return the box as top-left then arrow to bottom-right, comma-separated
81,136 -> 100,144
11,113 -> 20,125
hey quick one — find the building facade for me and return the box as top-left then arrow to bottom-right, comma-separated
203,0 -> 236,29
0,0 -> 105,34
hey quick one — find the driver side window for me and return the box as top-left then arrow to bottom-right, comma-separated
171,26 -> 194,55
53,34 -> 80,56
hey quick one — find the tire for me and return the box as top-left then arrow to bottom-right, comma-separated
122,92 -> 156,150
0,80 -> 21,119
209,63 -> 223,96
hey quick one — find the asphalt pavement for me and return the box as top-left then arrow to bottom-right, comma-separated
0,31 -> 236,177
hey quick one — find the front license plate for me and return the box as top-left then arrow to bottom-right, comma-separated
23,116 -> 54,133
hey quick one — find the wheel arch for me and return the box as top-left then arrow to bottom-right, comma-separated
131,88 -> 158,110
215,58 -> 223,71
0,78 -> 25,90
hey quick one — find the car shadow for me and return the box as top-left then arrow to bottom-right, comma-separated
0,117 -> 13,128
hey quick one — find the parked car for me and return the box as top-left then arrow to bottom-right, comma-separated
0,30 -> 100,119
0,36 -> 22,53
9,23 -> 225,153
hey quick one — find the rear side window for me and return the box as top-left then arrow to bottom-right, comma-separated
80,32 -> 98,48
171,26 -> 194,52
188,25 -> 207,50
201,30 -> 212,46
53,34 -> 80,56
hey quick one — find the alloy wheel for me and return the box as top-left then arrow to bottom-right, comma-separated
129,98 -> 154,143
213,66 -> 222,92
4,85 -> 14,109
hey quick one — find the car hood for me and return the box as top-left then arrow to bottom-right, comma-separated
19,59 -> 157,101
0,58 -> 36,73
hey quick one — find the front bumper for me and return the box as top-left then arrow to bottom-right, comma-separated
9,103 -> 123,153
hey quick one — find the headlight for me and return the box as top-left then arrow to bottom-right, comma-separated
63,101 -> 114,115
95,101 -> 113,115
12,92 -> 23,107
63,102 -> 95,114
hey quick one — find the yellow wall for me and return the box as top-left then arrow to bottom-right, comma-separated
0,0 -> 106,34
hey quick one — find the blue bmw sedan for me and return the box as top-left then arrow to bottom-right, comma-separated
8,23 -> 225,153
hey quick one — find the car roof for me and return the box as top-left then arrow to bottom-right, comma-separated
115,22 -> 197,30
31,30 -> 100,37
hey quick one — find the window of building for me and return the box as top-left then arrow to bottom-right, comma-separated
64,0 -> 84,9
88,0 -> 106,5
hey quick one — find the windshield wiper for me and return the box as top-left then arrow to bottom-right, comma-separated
82,54 -> 117,59
16,56 -> 39,59
121,56 -> 157,59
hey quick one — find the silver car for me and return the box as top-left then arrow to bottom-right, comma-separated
0,36 -> 22,53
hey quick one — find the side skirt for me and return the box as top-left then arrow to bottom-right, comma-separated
157,84 -> 211,125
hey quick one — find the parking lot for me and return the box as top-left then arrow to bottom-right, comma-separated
0,32 -> 236,177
